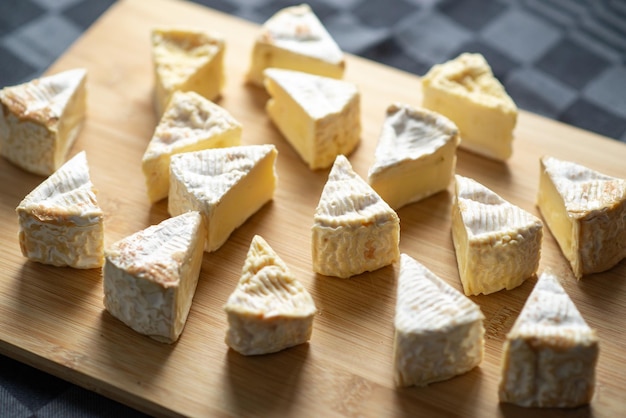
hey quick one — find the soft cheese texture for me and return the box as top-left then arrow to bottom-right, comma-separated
103,211 -> 206,343
246,4 -> 345,86
499,270 -> 599,407
224,235 -> 316,355
368,103 -> 460,209
451,175 -> 543,295
151,28 -> 225,116
312,155 -> 400,278
264,68 -> 360,170
393,254 -> 484,387
168,145 -> 278,252
0,68 -> 87,176
142,90 -> 242,203
538,156 -> 626,279
16,151 -> 104,268
422,53 -> 517,161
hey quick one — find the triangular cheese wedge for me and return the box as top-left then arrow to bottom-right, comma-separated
224,235 -> 316,355
103,211 -> 206,343
368,103 -> 460,209
142,90 -> 242,203
16,151 -> 103,268
264,68 -> 360,170
151,28 -> 225,116
452,175 -> 543,295
393,254 -> 484,387
499,270 -> 599,407
538,156 -> 626,279
312,155 -> 399,278
422,53 -> 517,161
0,68 -> 87,175
168,144 -> 278,252
246,4 -> 345,86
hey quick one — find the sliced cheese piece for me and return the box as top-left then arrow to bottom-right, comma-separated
224,235 -> 316,355
15,151 -> 103,268
103,211 -> 206,343
264,68 -> 360,170
246,4 -> 345,86
142,90 -> 242,203
0,68 -> 87,176
151,28 -> 225,116
312,154 -> 400,278
538,156 -> 626,279
422,53 -> 517,161
451,175 -> 543,295
499,270 -> 599,407
168,144 -> 278,252
368,103 -> 460,209
394,254 -> 484,387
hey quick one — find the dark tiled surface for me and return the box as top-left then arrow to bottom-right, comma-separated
1,0 -> 626,416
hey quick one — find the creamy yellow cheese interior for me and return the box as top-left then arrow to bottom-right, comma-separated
264,68 -> 360,170
368,103 -> 459,209
142,90 -> 241,203
152,28 -> 224,116
168,145 -> 278,252
246,4 -> 344,86
422,53 -> 517,161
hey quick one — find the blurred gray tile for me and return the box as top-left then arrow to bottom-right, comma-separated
2,14 -> 82,69
395,10 -> 472,65
324,12 -> 389,54
31,0 -> 83,11
583,66 -> 626,117
481,8 -> 561,63
0,386 -> 33,418
561,98 -> 626,140
505,67 -> 577,118
353,0 -> 418,28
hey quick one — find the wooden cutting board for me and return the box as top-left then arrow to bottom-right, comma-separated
1,0 -> 625,416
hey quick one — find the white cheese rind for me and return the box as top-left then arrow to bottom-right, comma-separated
0,68 -> 87,176
151,28 -> 225,116
224,235 -> 316,355
451,175 -> 543,295
264,68 -> 360,170
422,53 -> 517,161
168,144 -> 278,252
103,211 -> 206,343
312,155 -> 400,278
498,270 -> 599,407
142,90 -> 242,203
246,4 -> 345,86
368,103 -> 460,209
537,156 -> 626,279
16,151 -> 104,268
393,254 -> 484,387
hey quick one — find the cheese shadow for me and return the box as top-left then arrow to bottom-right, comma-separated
224,343 -> 309,416
394,367 -> 485,416
95,309 -> 176,384
498,401 -> 593,418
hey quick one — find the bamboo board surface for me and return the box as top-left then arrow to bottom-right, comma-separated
1,0 -> 625,416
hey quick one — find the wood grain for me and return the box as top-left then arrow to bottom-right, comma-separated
1,0 -> 625,416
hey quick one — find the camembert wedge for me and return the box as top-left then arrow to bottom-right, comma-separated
246,4 -> 345,86
264,68 -> 360,170
422,53 -> 517,161
368,103 -> 460,209
538,156 -> 626,279
0,68 -> 87,176
499,270 -> 599,407
312,155 -> 400,278
151,28 -> 225,116
224,235 -> 316,355
168,144 -> 278,252
103,211 -> 206,343
16,151 -> 103,268
142,90 -> 242,203
393,254 -> 484,387
451,175 -> 543,295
